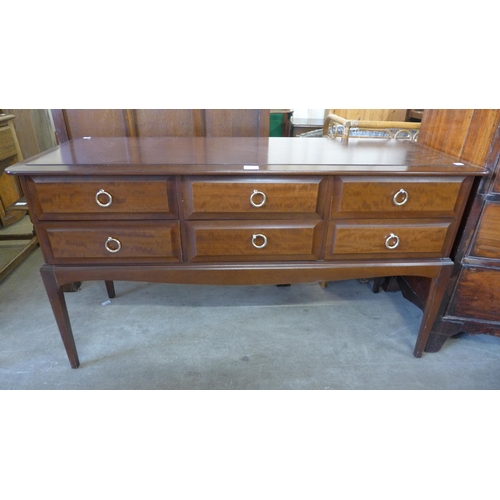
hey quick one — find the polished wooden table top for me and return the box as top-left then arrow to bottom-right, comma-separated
7,137 -> 486,176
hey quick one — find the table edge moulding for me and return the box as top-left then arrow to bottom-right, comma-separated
6,136 -> 488,368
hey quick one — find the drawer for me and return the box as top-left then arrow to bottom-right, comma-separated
325,219 -> 454,259
183,176 -> 326,219
185,220 -> 323,262
332,176 -> 467,218
39,221 -> 182,264
470,202 -> 500,259
448,267 -> 500,322
27,176 -> 177,220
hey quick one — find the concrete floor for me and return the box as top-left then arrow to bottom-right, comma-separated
1,218 -> 500,390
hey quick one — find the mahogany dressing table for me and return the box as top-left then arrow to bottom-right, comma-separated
7,136 -> 487,368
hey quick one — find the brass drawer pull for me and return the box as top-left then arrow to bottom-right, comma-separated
393,188 -> 409,206
105,237 -> 121,253
250,189 -> 266,208
251,233 -> 268,249
385,233 -> 400,250
96,189 -> 113,207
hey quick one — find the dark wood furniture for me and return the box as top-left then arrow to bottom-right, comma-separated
413,110 -> 500,352
7,136 -> 487,367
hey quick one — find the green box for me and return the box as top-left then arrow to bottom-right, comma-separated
269,113 -> 284,137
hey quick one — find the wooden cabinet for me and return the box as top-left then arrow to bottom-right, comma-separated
398,110 -> 500,352
7,136 -> 486,367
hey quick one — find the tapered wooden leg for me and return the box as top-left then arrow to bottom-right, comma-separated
105,280 -> 116,298
40,266 -> 80,368
413,264 -> 454,358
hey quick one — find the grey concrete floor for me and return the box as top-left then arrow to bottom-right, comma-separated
1,218 -> 500,389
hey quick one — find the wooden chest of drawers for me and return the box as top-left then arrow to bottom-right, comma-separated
7,137 -> 487,367
415,110 -> 500,353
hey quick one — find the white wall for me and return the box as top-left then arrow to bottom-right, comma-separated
290,109 -> 326,121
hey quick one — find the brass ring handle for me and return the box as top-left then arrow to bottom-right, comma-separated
393,188 -> 409,206
250,189 -> 266,208
385,233 -> 400,250
96,189 -> 113,207
251,233 -> 267,249
105,237 -> 121,253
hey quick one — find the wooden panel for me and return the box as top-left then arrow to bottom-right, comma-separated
40,221 -> 182,264
0,116 -> 25,226
28,176 -> 176,219
186,220 -> 322,262
486,122 -> 500,194
0,170 -> 25,226
418,109 -> 500,166
332,176 -> 465,218
183,176 -> 325,219
134,110 -> 205,137
460,110 -> 500,166
4,109 -> 57,159
327,109 -> 407,122
52,110 -> 271,141
495,170 -> 500,194
0,127 -> 18,159
448,267 -> 500,321
60,109 -> 129,140
419,110 -> 474,158
470,202 -> 500,259
205,109 -> 270,137
325,220 -> 453,259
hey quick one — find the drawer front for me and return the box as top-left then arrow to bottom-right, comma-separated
28,176 -> 177,219
39,221 -> 182,264
332,176 -> 466,218
183,177 -> 326,219
186,220 -> 323,262
470,202 -> 500,259
448,267 -> 500,322
325,220 -> 454,259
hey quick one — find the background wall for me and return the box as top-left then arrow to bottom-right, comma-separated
291,109 -> 326,121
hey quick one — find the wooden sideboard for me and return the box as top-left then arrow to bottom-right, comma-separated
7,136 -> 487,368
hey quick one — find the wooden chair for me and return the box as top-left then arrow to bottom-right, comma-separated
0,114 -> 38,281
323,112 -> 420,144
